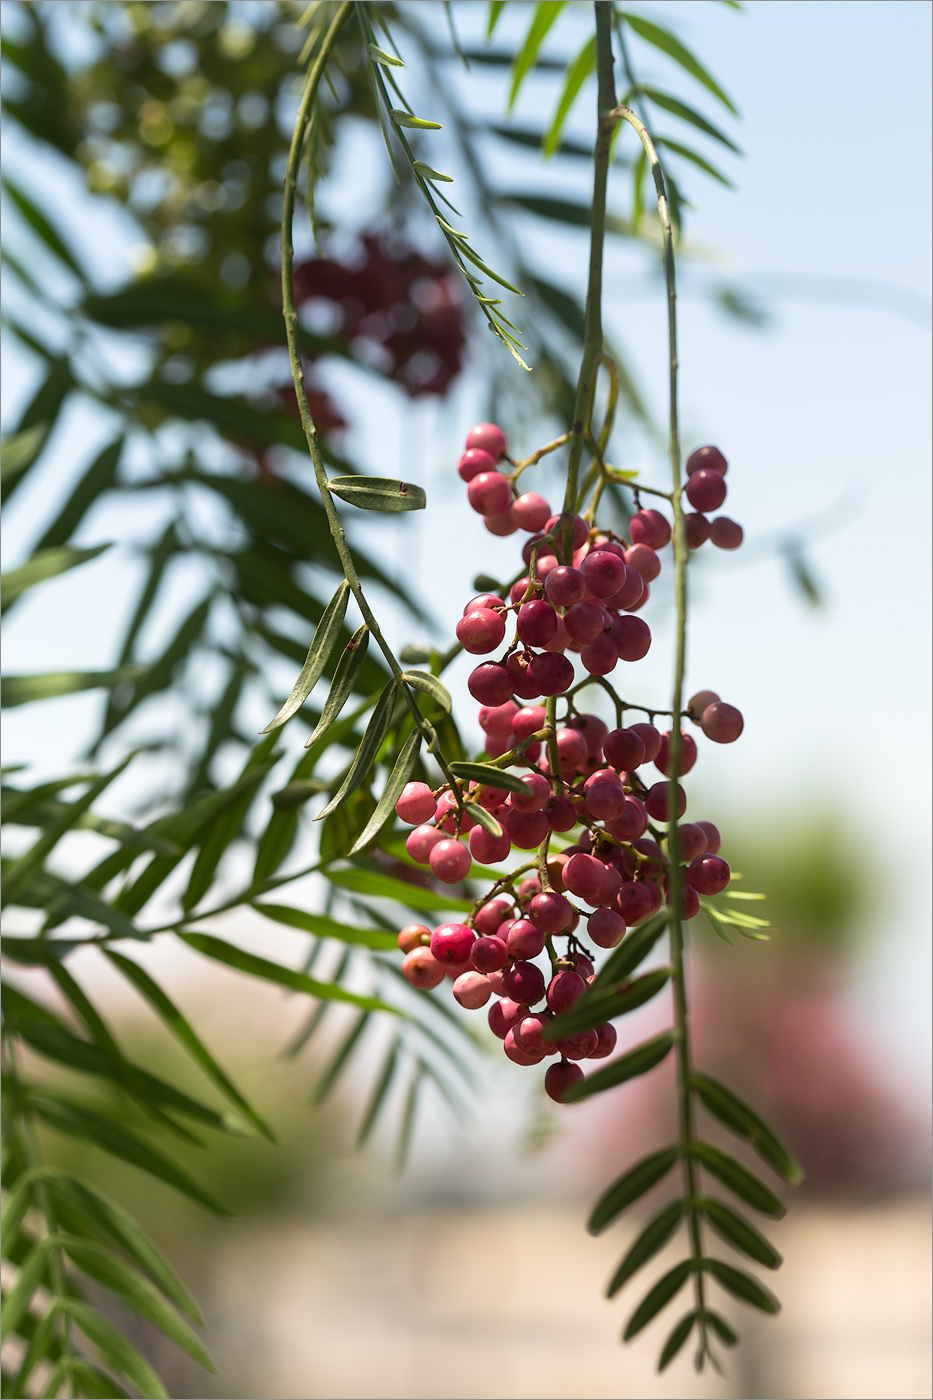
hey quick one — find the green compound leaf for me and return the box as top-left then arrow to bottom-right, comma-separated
261,580 -> 350,733
0,421 -> 49,494
703,1257 -> 781,1314
620,13 -> 738,114
544,34 -> 596,156
589,1146 -> 681,1233
447,762 -> 534,797
545,965 -> 672,1040
306,625 -> 370,746
464,802 -> 503,839
698,1197 -> 782,1269
389,110 -> 442,131
564,1029 -> 678,1104
316,680 -> 399,819
658,1310 -> 698,1371
57,1298 -> 168,1399
691,1071 -> 804,1185
327,475 -> 426,511
508,1 -> 567,111
706,1309 -> 739,1345
594,911 -> 670,986
252,904 -> 396,950
0,1237 -> 51,1342
178,932 -> 399,1015
606,1199 -> 685,1295
325,865 -> 471,913
632,86 -> 741,152
623,1260 -> 692,1341
401,669 -> 452,712
348,727 -> 422,855
691,1142 -> 785,1217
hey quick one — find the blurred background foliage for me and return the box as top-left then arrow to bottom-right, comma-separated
1,3 -> 922,1397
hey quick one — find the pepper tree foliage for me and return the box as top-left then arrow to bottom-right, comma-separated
1,2 -> 802,1394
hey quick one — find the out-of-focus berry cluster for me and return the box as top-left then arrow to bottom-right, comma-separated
395,425 -> 745,1102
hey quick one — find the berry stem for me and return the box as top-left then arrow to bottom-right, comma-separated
509,430 -> 573,484
611,102 -> 708,1354
280,3 -> 464,809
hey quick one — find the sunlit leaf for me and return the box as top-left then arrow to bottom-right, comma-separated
315,680 -> 399,819
543,34 -> 596,156
508,1 -> 567,111
401,670 -> 451,713
325,866 -> 471,913
261,580 -> 350,733
327,475 -> 426,512
2,665 -> 144,707
620,13 -> 738,113
447,762 -> 533,797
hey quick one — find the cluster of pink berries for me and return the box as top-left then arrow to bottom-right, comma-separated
394,425 -> 745,1102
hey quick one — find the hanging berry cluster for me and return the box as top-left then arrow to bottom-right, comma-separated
396,422 -> 746,1102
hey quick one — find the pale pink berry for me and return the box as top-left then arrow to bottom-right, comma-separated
503,1025 -> 546,1065
545,513 -> 589,550
467,471 -> 511,516
588,907 -> 626,948
556,1029 -> 598,1060
475,898 -> 512,935
479,700 -> 519,737
628,722 -> 662,762
453,971 -> 492,1010
545,1060 -> 583,1102
406,824 -> 444,864
395,781 -> 437,825
630,509 -> 671,549
582,549 -> 628,600
398,923 -> 431,953
603,565 -> 645,611
434,789 -> 473,834
528,891 -> 573,933
563,853 -> 607,905
570,714 -> 609,756
547,969 -> 586,1014
686,689 -> 720,723
510,772 -> 550,814
466,422 -> 507,461
512,704 -> 546,741
456,607 -> 506,654
585,782 -> 626,823
429,839 -> 472,883
457,448 -> 496,481
556,727 -> 587,770
542,617 -> 571,653
583,767 -> 623,793
483,731 -> 513,757
402,947 -> 446,990
701,701 -> 744,743
516,1014 -> 558,1057
469,825 -> 511,865
624,543 -> 661,582
686,445 -> 728,476
484,508 -> 519,537
512,492 -> 551,531
430,922 -> 475,966
544,565 -> 586,608
609,614 -> 651,662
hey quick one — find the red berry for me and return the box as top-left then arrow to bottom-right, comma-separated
457,447 -> 497,482
544,565 -> 586,608
685,469 -> 727,513
580,634 -> 618,676
402,947 -> 445,990
527,651 -> 574,697
528,891 -> 573,933
582,549 -> 628,599
589,1022 -> 618,1058
546,795 -> 577,831
609,614 -> 651,662
506,918 -> 546,959
582,767 -> 622,793
502,960 -> 546,1006
564,853 -> 608,905
684,512 -> 711,549
434,789 -> 472,834
502,807 -> 549,849
453,971 -> 492,1009
624,543 -> 661,582
584,782 -> 627,823
456,607 -> 506,655
512,492 -> 551,531
510,772 -> 550,814
687,854 -> 731,895
645,782 -> 687,822
686,690 -> 720,723
630,509 -> 672,550
603,797 -> 648,843
604,727 -> 647,770
588,907 -> 626,948
398,923 -> 431,953
686,445 -> 728,476
710,516 -> 744,550
695,820 -> 721,854
569,713 -> 608,755
512,704 -> 547,741
395,782 -> 437,825
655,731 -> 698,776
475,898 -> 512,935
406,824 -> 444,864
488,997 -> 529,1038
555,726 -> 588,770
564,601 -> 608,646
628,722 -> 662,762
603,565 -> 645,611
468,663 -> 513,705
510,577 -> 532,605
701,701 -> 744,743
503,1025 -> 545,1065
506,651 -> 540,700
545,1060 -> 584,1102
479,700 -> 519,737
556,1028 -> 598,1060
467,471 -> 512,516
676,822 -> 708,862
430,922 -> 475,966
547,969 -> 586,1014
465,593 -> 505,615
615,881 -> 655,924
465,422 -> 507,461
471,934 -> 509,972
517,599 -> 558,647
545,513 -> 589,550
516,1014 -> 558,1057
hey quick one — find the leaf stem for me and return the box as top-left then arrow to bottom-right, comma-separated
281,3 -> 463,808
611,102 -> 707,1358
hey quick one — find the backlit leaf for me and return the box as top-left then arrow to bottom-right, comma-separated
620,13 -> 738,113
508,1 -> 567,111
325,866 -> 472,913
252,903 -> 396,950
1,544 -> 111,613
543,34 -> 596,157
